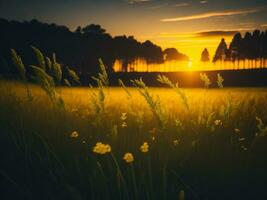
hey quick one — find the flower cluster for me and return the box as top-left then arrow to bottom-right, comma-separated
70,131 -> 79,138
234,128 -> 240,134
120,112 -> 127,121
93,142 -> 111,154
214,119 -> 222,126
140,142 -> 149,153
121,122 -> 127,128
173,139 -> 180,146
123,153 -> 134,163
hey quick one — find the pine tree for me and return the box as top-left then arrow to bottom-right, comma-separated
213,38 -> 228,62
201,48 -> 210,62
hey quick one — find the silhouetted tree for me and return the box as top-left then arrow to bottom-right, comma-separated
229,33 -> 242,62
163,48 -> 189,61
82,24 -> 106,35
213,38 -> 228,62
214,30 -> 267,69
113,35 -> 142,71
263,31 -> 267,66
0,18 -> 186,76
251,30 -> 261,59
141,40 -> 164,64
200,48 -> 210,62
75,26 -> 82,34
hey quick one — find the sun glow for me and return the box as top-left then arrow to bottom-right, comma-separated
187,59 -> 193,69
114,34 -> 266,72
154,35 -> 234,62
113,58 -> 267,72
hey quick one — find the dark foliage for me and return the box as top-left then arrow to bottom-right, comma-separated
213,38 -> 228,62
213,30 -> 267,64
200,48 -> 210,62
0,18 -> 174,75
163,48 -> 189,61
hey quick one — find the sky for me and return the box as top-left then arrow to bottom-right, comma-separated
1,0 -> 267,61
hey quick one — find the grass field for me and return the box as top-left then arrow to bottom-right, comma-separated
1,80 -> 267,200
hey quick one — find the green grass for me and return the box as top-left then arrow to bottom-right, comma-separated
1,80 -> 267,200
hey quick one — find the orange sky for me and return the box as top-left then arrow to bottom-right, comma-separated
145,33 -> 234,61
133,28 -> 241,63
1,0 -> 267,61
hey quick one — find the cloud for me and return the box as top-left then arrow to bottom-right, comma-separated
161,8 -> 261,22
147,3 -> 168,10
128,0 -> 153,4
261,24 -> 267,27
148,2 -> 189,10
239,22 -> 254,26
196,30 -> 238,37
159,33 -> 196,39
159,29 -> 256,39
174,3 -> 189,7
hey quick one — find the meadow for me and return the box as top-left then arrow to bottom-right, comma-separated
1,49 -> 267,200
1,80 -> 267,200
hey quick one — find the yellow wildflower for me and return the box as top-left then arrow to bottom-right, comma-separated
70,131 -> 79,138
238,137 -> 245,142
120,112 -> 127,121
214,119 -> 222,126
122,122 -> 127,128
123,153 -> 134,163
234,128 -> 240,134
93,142 -> 111,155
140,142 -> 149,153
173,139 -> 180,146
241,146 -> 247,151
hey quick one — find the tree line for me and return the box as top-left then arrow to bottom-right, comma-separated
212,30 -> 267,67
0,18 -> 188,75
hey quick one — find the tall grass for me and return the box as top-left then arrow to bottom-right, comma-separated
157,75 -> 189,111
131,78 -> 166,129
11,49 -> 33,101
1,49 -> 267,199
